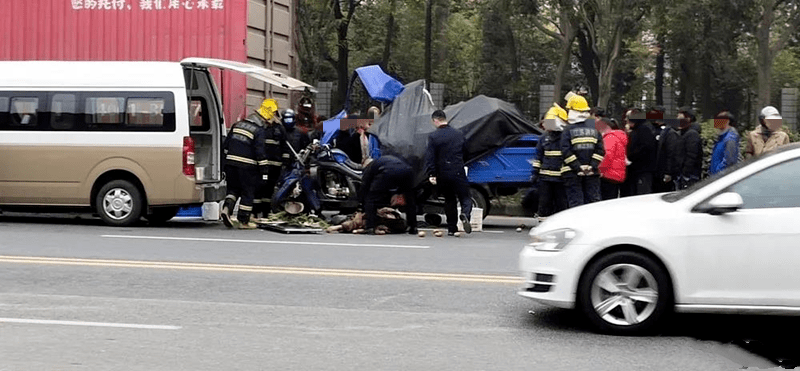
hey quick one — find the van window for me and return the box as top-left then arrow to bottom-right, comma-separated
11,97 -> 39,128
1,91 -> 176,132
86,97 -> 125,126
51,93 -> 78,130
127,98 -> 166,127
190,98 -> 210,131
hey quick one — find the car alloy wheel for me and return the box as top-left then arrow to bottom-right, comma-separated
578,251 -> 671,335
590,263 -> 659,327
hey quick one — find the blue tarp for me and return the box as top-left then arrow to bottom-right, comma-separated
354,65 -> 404,103
321,110 -> 348,145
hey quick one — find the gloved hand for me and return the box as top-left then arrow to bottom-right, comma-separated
429,176 -> 437,185
663,174 -> 672,183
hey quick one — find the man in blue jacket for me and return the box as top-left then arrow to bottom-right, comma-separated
710,110 -> 740,175
425,110 -> 472,235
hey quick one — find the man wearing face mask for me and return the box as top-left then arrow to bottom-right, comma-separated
529,104 -> 570,221
709,110 -> 740,175
745,106 -> 791,158
560,93 -> 605,208
676,107 -> 703,189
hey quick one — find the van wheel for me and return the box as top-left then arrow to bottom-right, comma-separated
96,180 -> 144,227
145,207 -> 179,225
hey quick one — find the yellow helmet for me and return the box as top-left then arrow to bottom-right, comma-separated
544,103 -> 568,121
565,94 -> 590,112
258,98 -> 279,120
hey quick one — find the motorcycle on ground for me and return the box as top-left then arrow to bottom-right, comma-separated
272,140 -> 363,216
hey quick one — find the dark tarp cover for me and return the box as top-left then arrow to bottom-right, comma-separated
369,80 -> 541,187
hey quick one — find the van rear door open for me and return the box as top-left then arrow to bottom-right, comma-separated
180,58 -> 316,204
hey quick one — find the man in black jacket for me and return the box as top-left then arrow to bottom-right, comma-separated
424,110 -> 472,235
650,106 -> 680,193
625,108 -> 658,195
677,107 -> 703,189
359,155 -> 417,235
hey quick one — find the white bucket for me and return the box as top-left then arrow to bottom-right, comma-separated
202,201 -> 221,221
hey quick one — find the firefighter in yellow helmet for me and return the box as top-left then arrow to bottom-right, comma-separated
523,103 -> 569,223
253,98 -> 291,220
221,100 -> 272,229
560,93 -> 604,208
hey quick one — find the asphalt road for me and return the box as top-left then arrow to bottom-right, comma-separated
0,213 -> 797,370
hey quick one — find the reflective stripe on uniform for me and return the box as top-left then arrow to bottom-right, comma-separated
592,153 -> 604,162
571,137 -> 597,145
253,199 -> 262,204
532,160 -> 541,168
227,155 -> 257,165
232,128 -> 254,140
564,155 -> 577,164
544,150 -> 562,156
259,160 -> 282,166
261,198 -> 271,203
561,166 -> 572,173
239,204 -> 253,211
540,169 -> 562,177
265,139 -> 280,145
282,153 -> 291,158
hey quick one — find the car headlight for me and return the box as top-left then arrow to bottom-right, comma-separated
529,228 -> 577,252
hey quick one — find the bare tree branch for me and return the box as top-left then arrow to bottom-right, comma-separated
531,15 -> 564,41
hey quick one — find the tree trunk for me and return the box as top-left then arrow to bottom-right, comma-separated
553,40 -> 571,104
655,41 -> 664,106
756,16 -> 773,109
597,61 -> 614,108
576,30 -> 599,105
425,0 -> 432,84
381,0 -> 396,69
336,21 -> 349,110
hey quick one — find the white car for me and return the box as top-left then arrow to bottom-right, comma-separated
518,143 -> 800,334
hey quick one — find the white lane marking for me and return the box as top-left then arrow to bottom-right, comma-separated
0,317 -> 181,330
102,235 -> 430,249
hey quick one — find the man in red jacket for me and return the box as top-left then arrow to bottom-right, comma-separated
595,118 -> 628,200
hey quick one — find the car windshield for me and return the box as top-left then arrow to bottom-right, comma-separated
661,143 -> 800,203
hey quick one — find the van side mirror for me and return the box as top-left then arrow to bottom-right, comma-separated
704,192 -> 744,215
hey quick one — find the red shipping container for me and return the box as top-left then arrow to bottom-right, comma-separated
0,0 -> 249,124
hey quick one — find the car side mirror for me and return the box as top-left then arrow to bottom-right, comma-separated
705,192 -> 744,215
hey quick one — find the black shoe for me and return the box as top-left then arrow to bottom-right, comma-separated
408,228 -> 418,235
221,211 -> 233,229
364,228 -> 375,235
447,231 -> 456,236
459,213 -> 472,234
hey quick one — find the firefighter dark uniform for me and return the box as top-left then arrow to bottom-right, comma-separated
253,111 -> 291,218
424,110 -> 472,235
221,114 -> 268,228
561,95 -> 604,208
359,155 -> 417,234
532,131 -> 569,217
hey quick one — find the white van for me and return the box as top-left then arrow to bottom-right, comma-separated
0,58 -> 314,226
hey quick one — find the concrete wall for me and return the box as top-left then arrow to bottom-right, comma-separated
782,88 -> 798,132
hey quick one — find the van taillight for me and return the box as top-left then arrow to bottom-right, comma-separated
183,136 -> 196,177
